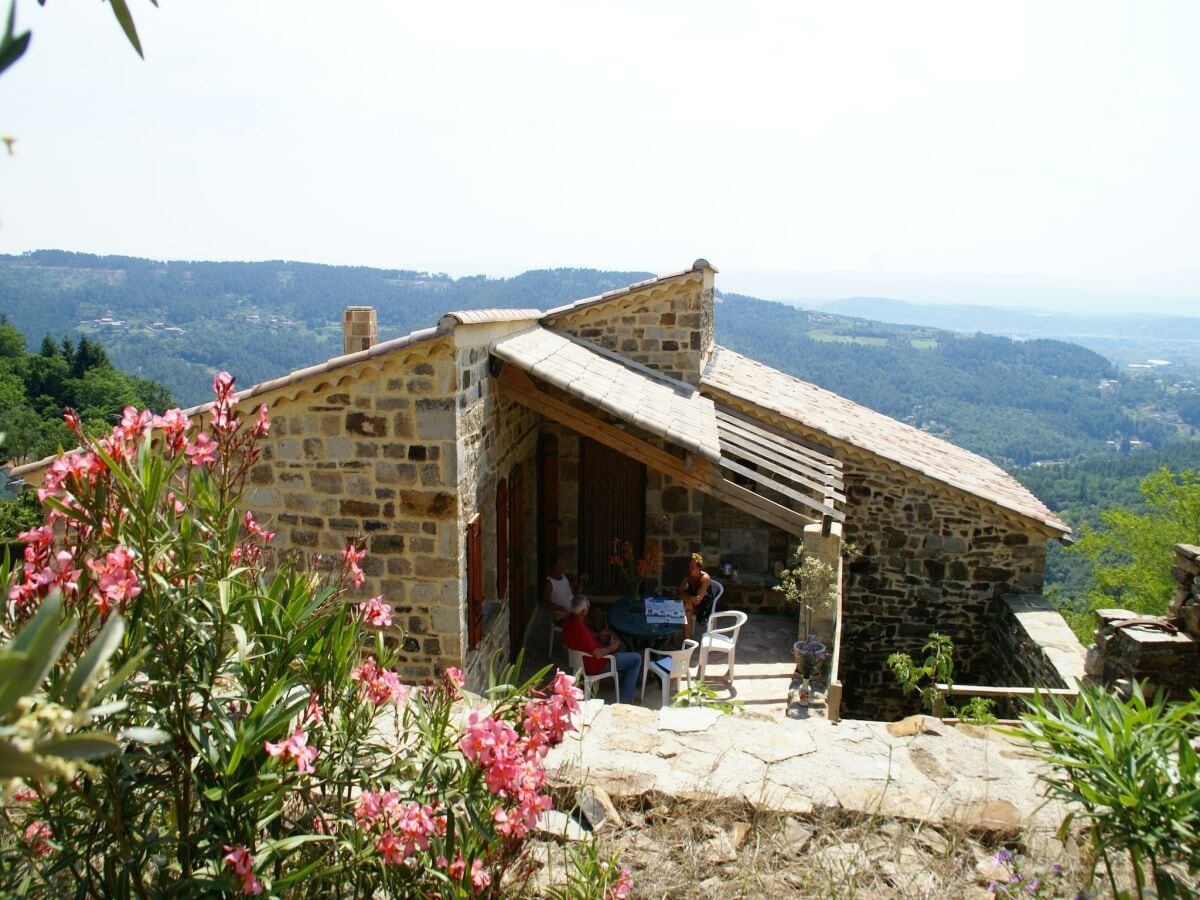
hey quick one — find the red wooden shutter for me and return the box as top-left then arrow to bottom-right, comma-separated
495,478 -> 508,599
467,514 -> 483,649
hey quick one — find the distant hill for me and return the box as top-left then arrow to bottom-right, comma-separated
2,251 -> 1197,469
809,296 -> 1200,371
0,251 -> 649,407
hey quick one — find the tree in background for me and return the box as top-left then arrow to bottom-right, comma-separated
0,317 -> 171,467
1073,467 -> 1200,616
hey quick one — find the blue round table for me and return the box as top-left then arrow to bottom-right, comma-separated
606,596 -> 684,650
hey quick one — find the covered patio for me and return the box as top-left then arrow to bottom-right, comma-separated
520,610 -> 828,720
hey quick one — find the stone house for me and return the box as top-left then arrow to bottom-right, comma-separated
11,260 -> 1073,718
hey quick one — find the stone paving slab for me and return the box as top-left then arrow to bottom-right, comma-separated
546,701 -> 1068,839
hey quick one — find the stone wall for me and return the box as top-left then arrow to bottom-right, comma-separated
245,336 -> 464,682
697,390 -> 1054,721
1081,544 -> 1200,700
839,463 -> 1049,719
699,494 -> 792,612
1088,608 -> 1200,700
646,471 -> 706,590
542,267 -> 715,386
454,328 -> 540,688
989,594 -> 1086,691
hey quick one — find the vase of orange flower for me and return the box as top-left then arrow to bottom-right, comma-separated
609,538 -> 663,601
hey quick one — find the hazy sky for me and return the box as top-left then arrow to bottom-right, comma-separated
2,1 -> 1198,312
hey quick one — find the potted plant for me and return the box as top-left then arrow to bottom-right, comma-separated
774,549 -> 838,701
608,538 -> 663,602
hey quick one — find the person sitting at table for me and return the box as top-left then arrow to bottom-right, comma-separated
676,551 -> 715,639
562,596 -> 642,704
542,550 -> 588,624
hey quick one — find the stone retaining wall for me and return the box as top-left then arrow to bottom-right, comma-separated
1083,544 -> 1200,700
989,594 -> 1085,690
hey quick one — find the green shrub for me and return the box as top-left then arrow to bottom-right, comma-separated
1014,681 -> 1200,899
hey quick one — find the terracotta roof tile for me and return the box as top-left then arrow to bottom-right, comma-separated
701,346 -> 1069,535
438,309 -> 542,327
541,259 -> 715,320
491,327 -> 722,463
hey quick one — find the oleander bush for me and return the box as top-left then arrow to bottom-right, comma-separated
0,376 -> 629,898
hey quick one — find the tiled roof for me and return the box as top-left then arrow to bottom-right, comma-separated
541,259 -> 715,320
438,309 -> 542,327
491,326 -> 723,463
701,346 -> 1070,535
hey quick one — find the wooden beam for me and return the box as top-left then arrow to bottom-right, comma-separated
718,432 -> 846,503
719,456 -> 844,520
499,367 -> 815,534
715,408 -> 842,472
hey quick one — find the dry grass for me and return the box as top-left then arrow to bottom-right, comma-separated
542,790 -> 1092,899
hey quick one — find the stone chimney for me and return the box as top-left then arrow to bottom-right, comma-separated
343,306 -> 377,355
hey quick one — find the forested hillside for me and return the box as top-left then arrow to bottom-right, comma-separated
0,318 -> 171,464
3,251 -> 1197,469
717,293 -> 1196,465
0,251 -> 648,407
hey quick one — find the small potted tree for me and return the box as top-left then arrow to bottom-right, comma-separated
774,550 -> 837,704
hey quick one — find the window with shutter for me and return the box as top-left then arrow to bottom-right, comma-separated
466,514 -> 483,649
495,479 -> 508,599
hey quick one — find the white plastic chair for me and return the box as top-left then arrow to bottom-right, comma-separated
640,639 -> 698,707
567,647 -> 619,701
548,616 -> 564,657
696,610 -> 748,683
702,579 -> 725,634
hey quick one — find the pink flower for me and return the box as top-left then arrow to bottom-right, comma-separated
86,545 -> 141,615
471,859 -> 491,892
605,864 -> 633,899
184,432 -> 218,467
341,543 -> 367,589
359,595 -> 392,628
303,693 -> 325,728
264,727 -> 318,775
351,657 -> 409,705
63,408 -> 81,433
445,666 -> 465,689
213,371 -> 236,398
243,511 -> 276,543
152,407 -> 191,453
250,403 -> 270,437
223,844 -> 265,895
23,821 -> 52,857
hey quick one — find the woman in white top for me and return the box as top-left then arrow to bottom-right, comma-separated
542,550 -> 588,622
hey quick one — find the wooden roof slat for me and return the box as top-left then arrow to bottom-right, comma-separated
715,407 -> 843,472
718,430 -> 845,502
719,456 -> 845,521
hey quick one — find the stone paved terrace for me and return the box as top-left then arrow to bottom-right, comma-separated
524,609 -> 1067,846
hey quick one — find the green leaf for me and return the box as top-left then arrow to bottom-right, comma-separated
0,740 -> 58,778
0,593 -> 75,718
64,612 -> 125,703
35,731 -> 120,760
119,726 -> 170,744
91,647 -> 149,704
0,0 -> 31,78
106,0 -> 144,59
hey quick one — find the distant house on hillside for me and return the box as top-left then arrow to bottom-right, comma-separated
13,260 -> 1074,718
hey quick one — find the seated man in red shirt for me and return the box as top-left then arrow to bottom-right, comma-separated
561,596 -> 641,704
